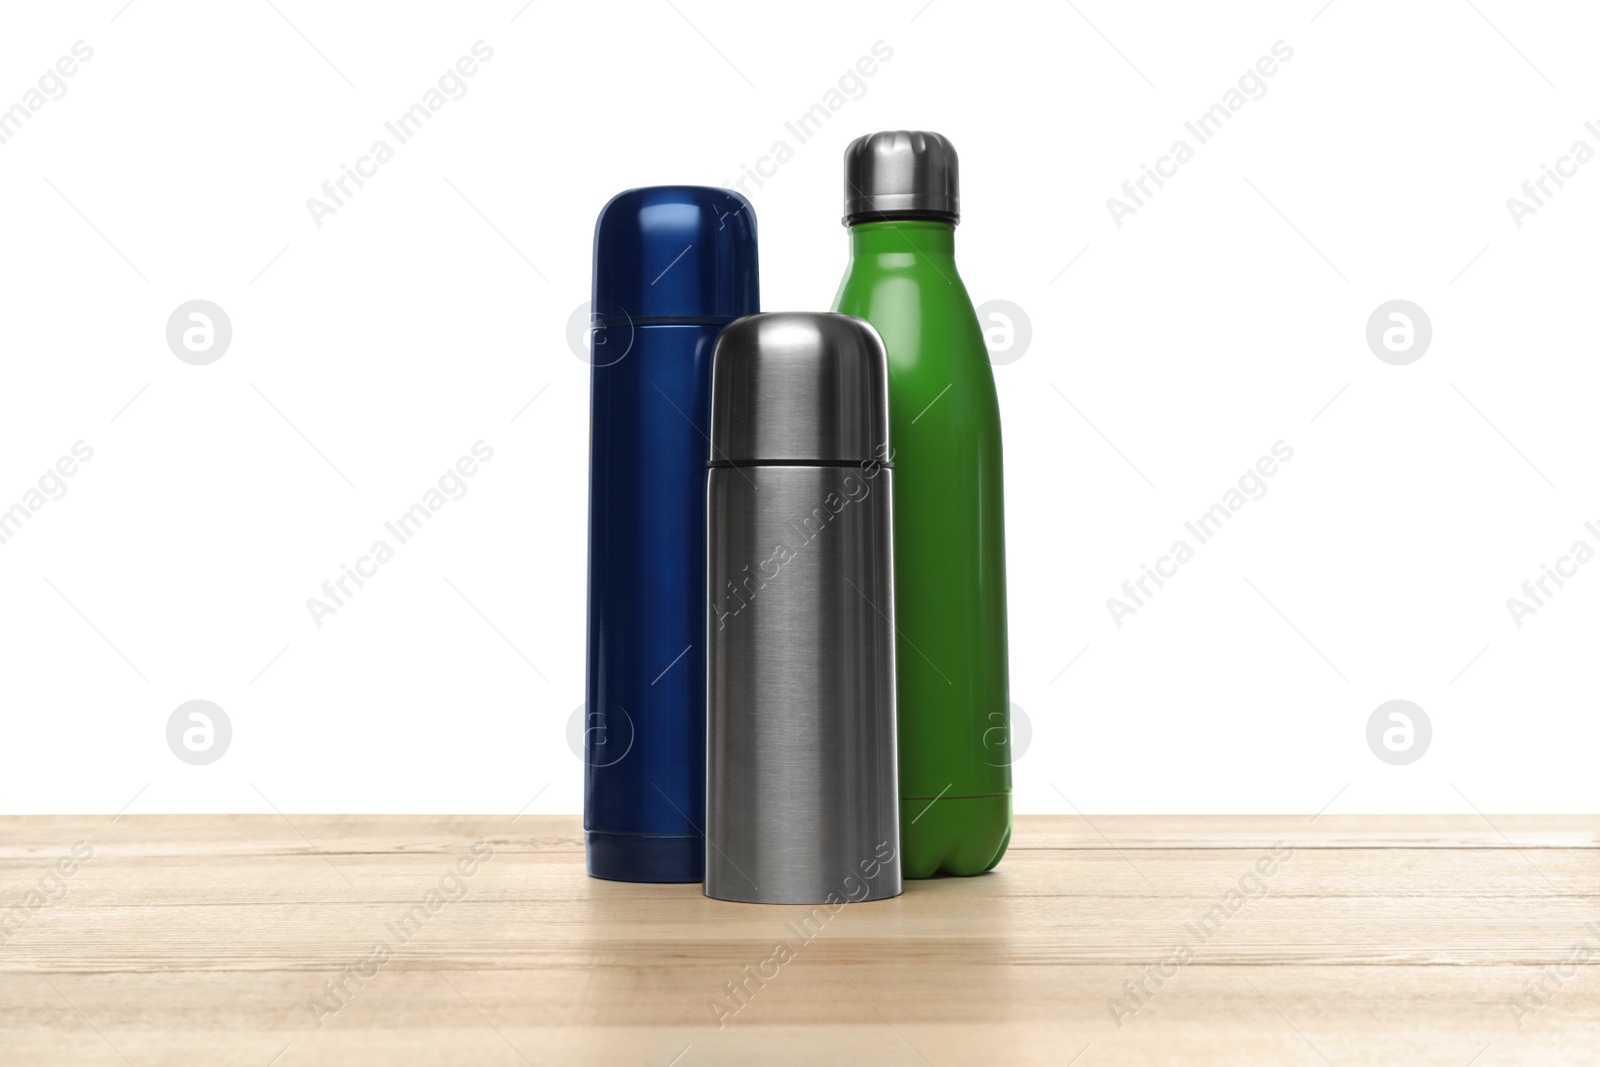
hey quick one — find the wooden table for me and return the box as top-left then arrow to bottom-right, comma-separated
2,815 -> 1597,1065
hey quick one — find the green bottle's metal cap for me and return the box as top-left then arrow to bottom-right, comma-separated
842,130 -> 960,226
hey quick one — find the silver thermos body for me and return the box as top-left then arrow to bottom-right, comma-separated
704,312 -> 902,905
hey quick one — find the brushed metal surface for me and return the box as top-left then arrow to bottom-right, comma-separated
708,312 -> 890,466
705,464 -> 901,904
842,130 -> 960,225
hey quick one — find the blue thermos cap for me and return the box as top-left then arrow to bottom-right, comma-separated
592,186 -> 759,325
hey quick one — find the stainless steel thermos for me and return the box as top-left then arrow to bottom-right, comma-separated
586,186 -> 759,883
704,312 -> 902,905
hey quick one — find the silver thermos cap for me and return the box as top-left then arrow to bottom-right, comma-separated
705,312 -> 902,905
708,312 -> 891,465
842,129 -> 960,226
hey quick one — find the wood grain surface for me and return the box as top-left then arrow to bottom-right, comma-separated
2,814 -> 1597,1066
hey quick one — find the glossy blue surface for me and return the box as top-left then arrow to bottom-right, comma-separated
592,186 -> 758,324
585,187 -> 758,883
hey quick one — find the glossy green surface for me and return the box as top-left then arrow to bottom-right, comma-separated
833,220 -> 1011,878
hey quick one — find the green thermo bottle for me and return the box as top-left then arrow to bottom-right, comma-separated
833,130 -> 1011,877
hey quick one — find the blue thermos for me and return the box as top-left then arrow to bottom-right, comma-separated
585,186 -> 759,882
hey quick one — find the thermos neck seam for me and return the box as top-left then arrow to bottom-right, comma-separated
845,212 -> 959,227
595,316 -> 741,328
708,459 -> 891,469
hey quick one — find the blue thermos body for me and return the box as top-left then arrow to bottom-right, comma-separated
585,186 -> 759,882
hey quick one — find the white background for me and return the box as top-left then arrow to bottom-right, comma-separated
1,0 -> 1596,815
